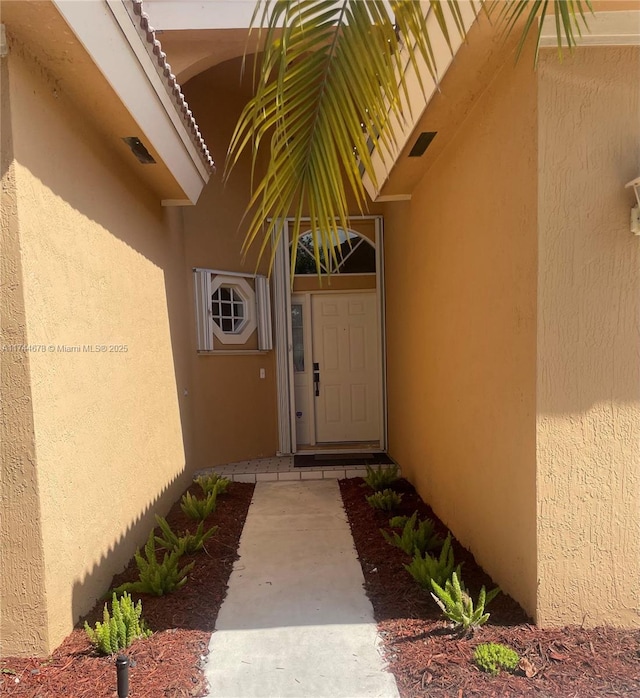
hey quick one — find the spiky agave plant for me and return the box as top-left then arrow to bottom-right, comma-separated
382,511 -> 443,556
84,592 -> 152,654
154,515 -> 218,554
113,530 -> 195,597
404,532 -> 459,590
430,571 -> 501,634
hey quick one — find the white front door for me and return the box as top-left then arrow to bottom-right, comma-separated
311,292 -> 379,443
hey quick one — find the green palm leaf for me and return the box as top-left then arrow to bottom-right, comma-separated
227,0 -> 592,275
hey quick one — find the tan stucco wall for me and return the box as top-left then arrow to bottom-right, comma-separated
536,46 -> 640,627
383,45 -> 539,616
0,54 -> 50,655
292,275 -> 376,293
1,41 -> 194,655
182,68 -> 279,468
179,56 -> 387,467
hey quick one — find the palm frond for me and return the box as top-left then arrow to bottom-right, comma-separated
226,0 -> 593,275
490,0 -> 593,63
226,0 -> 442,275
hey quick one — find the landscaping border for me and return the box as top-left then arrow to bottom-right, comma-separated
339,476 -> 640,697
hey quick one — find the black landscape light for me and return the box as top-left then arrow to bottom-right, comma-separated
116,654 -> 130,698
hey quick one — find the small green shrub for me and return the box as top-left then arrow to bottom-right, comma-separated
404,533 -> 459,590
113,530 -> 195,597
84,592 -> 152,654
180,490 -> 218,520
195,473 -> 230,496
154,515 -> 218,554
388,515 -> 410,529
430,571 -> 500,634
366,488 -> 403,511
473,642 -> 520,676
381,511 -> 443,556
363,464 -> 399,491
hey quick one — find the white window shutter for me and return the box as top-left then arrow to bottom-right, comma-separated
255,275 -> 273,351
193,269 -> 213,351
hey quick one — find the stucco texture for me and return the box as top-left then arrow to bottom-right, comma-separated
180,56 -> 389,467
384,37 -> 640,627
1,55 -> 50,655
181,63 -> 279,468
1,42 -> 194,655
383,41 -> 539,617
536,46 -> 640,627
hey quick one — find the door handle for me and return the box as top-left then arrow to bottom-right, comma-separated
313,362 -> 320,397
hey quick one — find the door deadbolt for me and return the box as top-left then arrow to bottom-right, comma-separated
313,362 -> 320,397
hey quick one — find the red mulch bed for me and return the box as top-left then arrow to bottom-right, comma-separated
1,481 -> 255,698
339,477 -> 640,698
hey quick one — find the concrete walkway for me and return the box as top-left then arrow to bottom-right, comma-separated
203,480 -> 400,698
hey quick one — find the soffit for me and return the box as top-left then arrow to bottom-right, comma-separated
1,0 -> 213,203
378,14 -> 525,198
379,3 -> 640,198
156,28 -> 259,85
127,0 -> 215,174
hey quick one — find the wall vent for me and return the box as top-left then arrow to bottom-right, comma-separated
408,131 -> 437,157
122,137 -> 156,165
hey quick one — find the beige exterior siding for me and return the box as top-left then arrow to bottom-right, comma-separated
536,46 -> 640,627
383,45 -> 539,617
1,42 -> 194,655
1,52 -> 50,654
384,40 -> 640,626
3,5 -> 639,660
180,63 -> 385,469
181,69 -> 279,468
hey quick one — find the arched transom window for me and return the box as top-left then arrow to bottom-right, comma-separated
293,228 -> 376,275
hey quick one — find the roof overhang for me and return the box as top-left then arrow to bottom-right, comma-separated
1,0 -> 215,205
361,0 -> 480,202
143,0 -> 259,30
140,1 -> 278,84
377,6 -> 640,201
540,8 -> 640,48
52,0 -> 214,205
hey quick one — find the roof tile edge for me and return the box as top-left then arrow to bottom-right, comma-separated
129,0 -> 216,175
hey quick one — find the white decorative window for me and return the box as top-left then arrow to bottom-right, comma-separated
211,286 -> 245,333
210,275 -> 255,344
193,269 -> 272,352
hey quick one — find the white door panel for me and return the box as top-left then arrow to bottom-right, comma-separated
312,292 -> 379,443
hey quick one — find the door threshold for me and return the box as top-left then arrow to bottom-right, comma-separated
294,451 -> 394,467
296,449 -> 384,456
296,442 -> 382,455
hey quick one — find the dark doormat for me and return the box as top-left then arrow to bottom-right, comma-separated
294,452 -> 395,468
